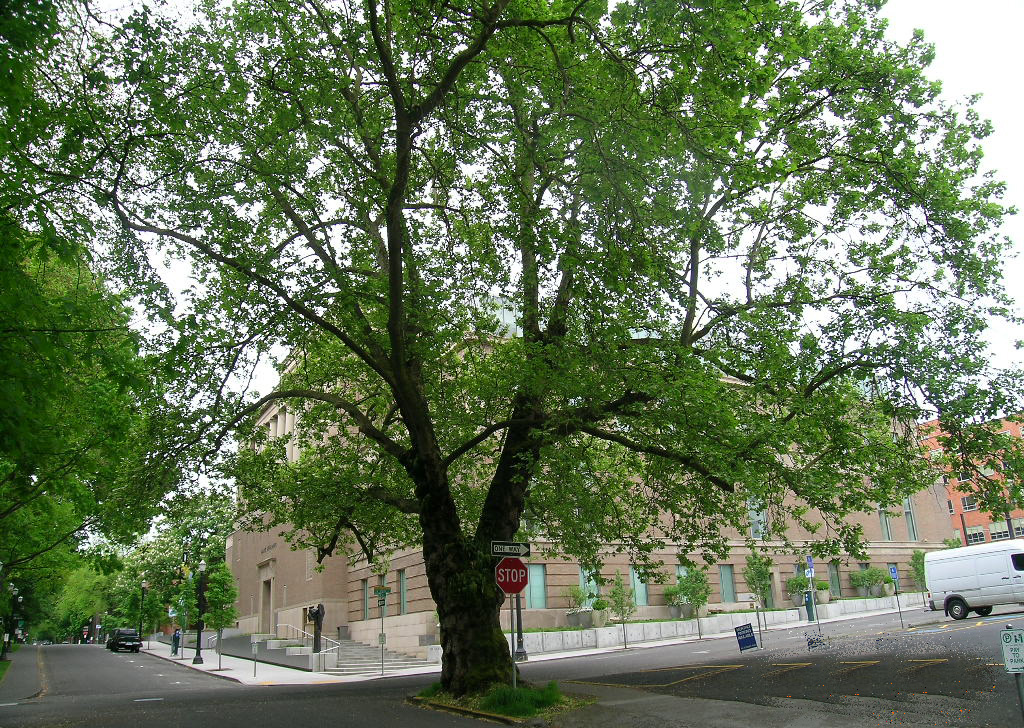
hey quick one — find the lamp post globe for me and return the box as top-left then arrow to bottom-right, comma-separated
193,560 -> 207,664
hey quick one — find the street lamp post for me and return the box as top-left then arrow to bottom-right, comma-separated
192,560 -> 207,665
139,579 -> 149,644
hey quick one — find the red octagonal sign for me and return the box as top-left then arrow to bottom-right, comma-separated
495,556 -> 529,595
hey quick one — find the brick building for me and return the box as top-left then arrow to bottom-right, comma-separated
226,402 -> 955,659
919,417 -> 1024,546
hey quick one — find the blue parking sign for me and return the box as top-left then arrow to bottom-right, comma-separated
735,623 -> 758,652
889,566 -> 899,582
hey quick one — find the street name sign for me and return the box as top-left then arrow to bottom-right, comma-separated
373,586 -> 391,597
1002,629 -> 1024,672
735,623 -> 758,652
491,541 -> 531,558
495,556 -> 529,594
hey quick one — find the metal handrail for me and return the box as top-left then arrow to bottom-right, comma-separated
275,623 -> 342,654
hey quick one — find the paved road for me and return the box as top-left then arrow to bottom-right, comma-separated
0,644 -> 470,728
6,606 -> 1024,727
517,606 -> 1024,726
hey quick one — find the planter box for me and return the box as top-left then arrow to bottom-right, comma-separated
286,646 -> 312,656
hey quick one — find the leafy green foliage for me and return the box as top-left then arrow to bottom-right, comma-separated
607,571 -> 636,622
202,561 -> 239,631
19,0 -> 1022,694
743,554 -> 774,605
676,567 -> 712,612
911,550 -> 927,588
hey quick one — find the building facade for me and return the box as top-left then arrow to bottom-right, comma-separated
919,417 -> 1024,546
227,403 -> 955,658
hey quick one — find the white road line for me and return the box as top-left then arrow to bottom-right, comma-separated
0,703 -> 20,707
133,698 -> 164,702
693,650 -> 710,654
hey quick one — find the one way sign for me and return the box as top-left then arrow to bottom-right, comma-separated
491,541 -> 531,558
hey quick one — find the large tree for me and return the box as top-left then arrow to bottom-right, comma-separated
27,0 -> 1021,693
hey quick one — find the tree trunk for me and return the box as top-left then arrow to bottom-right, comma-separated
423,527 -> 514,695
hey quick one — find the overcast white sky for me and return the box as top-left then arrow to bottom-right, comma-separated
881,1 -> 1023,370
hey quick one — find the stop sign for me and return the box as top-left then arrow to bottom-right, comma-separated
495,556 -> 529,594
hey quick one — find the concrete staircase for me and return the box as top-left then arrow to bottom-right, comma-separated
320,638 -> 434,676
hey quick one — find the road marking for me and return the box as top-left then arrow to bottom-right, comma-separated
905,659 -> 948,671
692,650 -> 710,654
133,698 -> 164,702
568,665 -> 744,689
0,703 -> 20,707
836,661 -> 880,674
763,663 -> 812,677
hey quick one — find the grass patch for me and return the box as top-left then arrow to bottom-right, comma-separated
418,680 -> 595,720
0,659 -> 9,682
480,681 -> 562,717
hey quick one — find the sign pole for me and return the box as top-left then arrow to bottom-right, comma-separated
890,566 -> 905,629
510,594 -> 516,689
380,601 -> 385,676
755,601 -> 764,649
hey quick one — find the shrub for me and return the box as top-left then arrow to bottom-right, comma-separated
850,567 -> 887,589
814,580 -> 830,591
785,575 -> 810,594
662,583 -> 687,607
591,598 -> 608,611
564,585 -> 588,611
418,682 -> 443,698
911,550 -> 927,588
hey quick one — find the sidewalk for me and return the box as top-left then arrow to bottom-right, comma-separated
0,646 -> 42,703
140,601 -> 924,687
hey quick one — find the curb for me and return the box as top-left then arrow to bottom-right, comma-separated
406,695 -> 524,724
142,648 -> 245,685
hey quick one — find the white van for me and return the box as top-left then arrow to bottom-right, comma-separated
924,539 -> 1024,619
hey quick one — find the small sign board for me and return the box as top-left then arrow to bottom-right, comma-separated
251,642 -> 258,654
889,566 -> 900,583
491,541 -> 531,558
378,633 -> 387,645
373,586 -> 391,597
1002,629 -> 1024,672
735,623 -> 758,652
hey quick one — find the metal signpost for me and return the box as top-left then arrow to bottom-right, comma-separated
1002,625 -> 1024,721
251,640 -> 258,677
735,623 -> 758,652
495,555 -> 529,689
890,566 -> 905,629
375,586 -> 390,676
805,560 -> 821,633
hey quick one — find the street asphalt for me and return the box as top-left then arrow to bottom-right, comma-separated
2,603 -> 1018,727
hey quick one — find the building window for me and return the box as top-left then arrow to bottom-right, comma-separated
361,579 -> 369,620
398,569 -> 407,615
965,525 -> 986,544
958,470 -> 972,483
961,496 -> 979,512
859,562 -> 870,571
719,564 -> 737,602
947,500 -> 955,515
676,564 -> 688,581
579,568 -> 598,608
991,521 -> 1011,541
526,564 -> 547,608
1013,518 -> 1024,538
377,574 -> 388,617
748,500 -> 766,540
828,562 -> 842,597
630,566 -> 649,607
903,498 -> 919,541
878,508 -> 892,541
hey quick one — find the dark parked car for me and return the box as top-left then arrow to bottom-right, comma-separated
106,628 -> 142,653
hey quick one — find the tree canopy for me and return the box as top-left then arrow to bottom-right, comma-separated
19,0 -> 1022,693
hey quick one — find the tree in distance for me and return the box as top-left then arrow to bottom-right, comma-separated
26,0 -> 1023,694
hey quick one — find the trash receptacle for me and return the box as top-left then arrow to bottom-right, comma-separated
804,590 -> 815,621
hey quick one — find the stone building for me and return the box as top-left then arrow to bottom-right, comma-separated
226,403 -> 955,659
